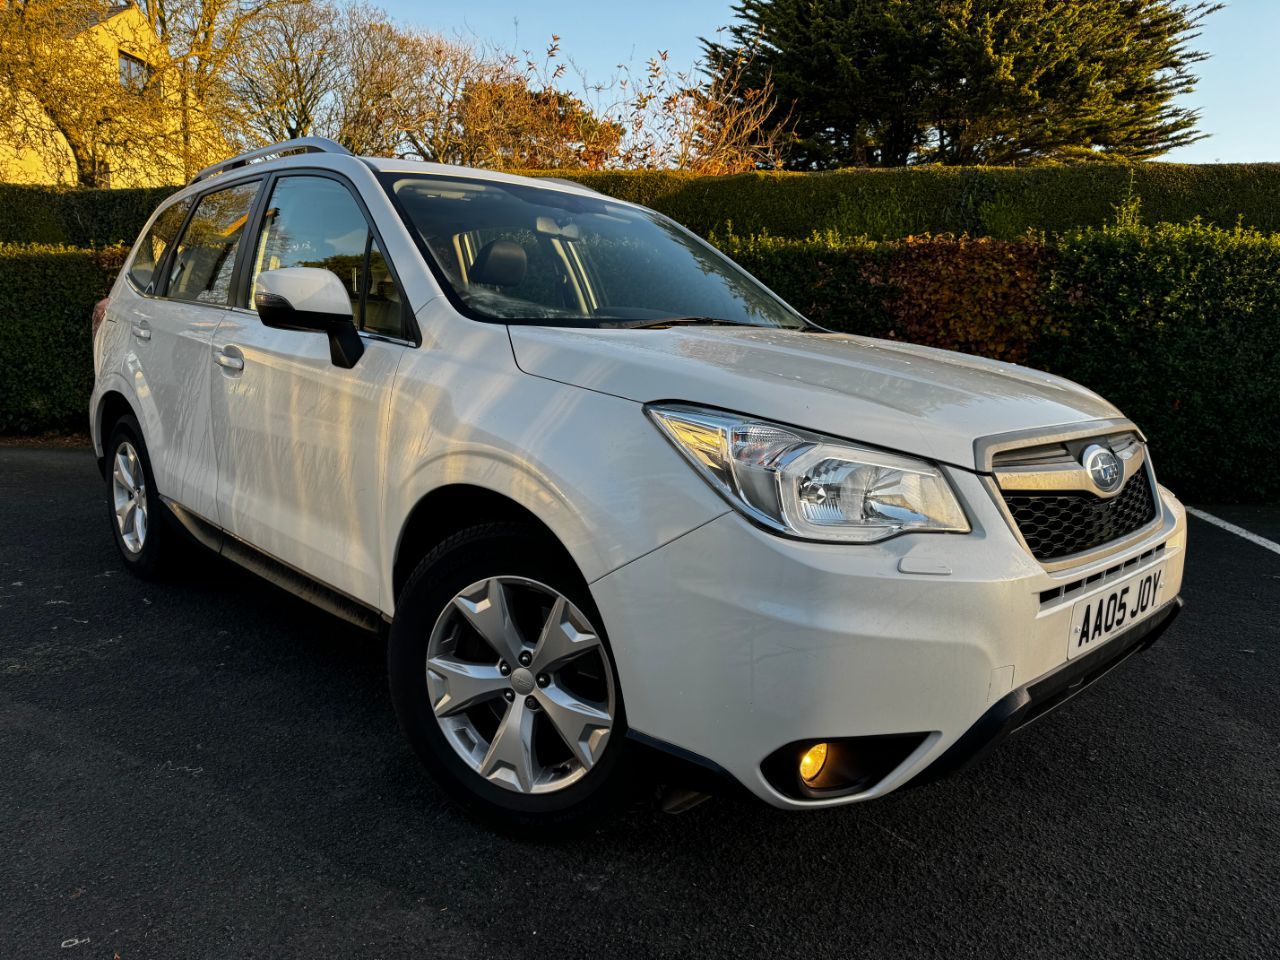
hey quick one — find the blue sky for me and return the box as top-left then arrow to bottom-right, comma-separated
384,0 -> 1279,164
1166,0 -> 1279,162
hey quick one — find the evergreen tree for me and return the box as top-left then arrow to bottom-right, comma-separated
704,0 -> 1222,168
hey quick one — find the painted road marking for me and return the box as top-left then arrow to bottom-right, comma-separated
1186,507 -> 1280,558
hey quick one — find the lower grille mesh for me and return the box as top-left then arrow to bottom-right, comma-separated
1003,472 -> 1157,561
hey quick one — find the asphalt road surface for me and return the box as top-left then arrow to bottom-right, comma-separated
2,447 -> 1278,959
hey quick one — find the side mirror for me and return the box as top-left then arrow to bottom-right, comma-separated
254,267 -> 364,368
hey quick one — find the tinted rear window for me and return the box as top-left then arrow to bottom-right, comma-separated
166,181 -> 260,305
128,199 -> 191,293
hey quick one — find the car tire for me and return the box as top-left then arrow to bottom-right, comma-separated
388,522 -> 631,833
104,415 -> 172,580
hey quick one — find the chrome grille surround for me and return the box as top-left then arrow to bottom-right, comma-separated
975,419 -> 1165,570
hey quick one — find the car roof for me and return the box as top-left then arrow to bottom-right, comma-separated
363,156 -> 607,199
160,144 -> 624,220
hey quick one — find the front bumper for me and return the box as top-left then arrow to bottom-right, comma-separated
591,470 -> 1187,809
912,596 -> 1182,786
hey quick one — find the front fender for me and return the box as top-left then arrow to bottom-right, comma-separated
381,316 -> 728,615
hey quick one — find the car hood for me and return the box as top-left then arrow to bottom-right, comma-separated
508,325 -> 1124,470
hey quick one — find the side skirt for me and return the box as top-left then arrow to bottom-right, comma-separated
163,497 -> 386,634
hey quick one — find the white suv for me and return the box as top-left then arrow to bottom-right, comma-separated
91,138 -> 1187,828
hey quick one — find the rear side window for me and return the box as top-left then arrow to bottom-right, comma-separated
166,181 -> 260,305
249,175 -> 404,339
128,199 -> 190,293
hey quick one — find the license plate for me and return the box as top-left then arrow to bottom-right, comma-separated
1068,563 -> 1168,659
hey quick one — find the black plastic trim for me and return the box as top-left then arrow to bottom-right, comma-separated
255,294 -> 365,368
236,167 -> 420,345
167,177 -> 266,306
625,730 -> 750,800
164,497 -> 385,633
761,733 -> 930,801
125,193 -> 194,297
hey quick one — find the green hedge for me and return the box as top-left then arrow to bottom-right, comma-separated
1037,222 -> 1280,502
718,222 -> 1280,501
4,221 -> 1277,501
6,162 -> 1280,246
546,164 -> 1280,240
0,185 -> 176,247
0,244 -> 124,432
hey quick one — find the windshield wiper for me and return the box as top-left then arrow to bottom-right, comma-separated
599,315 -> 767,330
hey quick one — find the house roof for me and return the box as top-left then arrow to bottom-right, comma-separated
77,3 -> 134,33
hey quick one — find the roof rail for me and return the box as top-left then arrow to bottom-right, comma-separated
187,137 -> 352,186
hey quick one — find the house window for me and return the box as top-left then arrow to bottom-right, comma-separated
119,52 -> 150,91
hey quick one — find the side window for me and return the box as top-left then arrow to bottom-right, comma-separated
128,198 -> 190,293
166,181 -> 259,305
250,175 -> 404,338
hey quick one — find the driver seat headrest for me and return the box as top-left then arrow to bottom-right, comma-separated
470,239 -> 527,287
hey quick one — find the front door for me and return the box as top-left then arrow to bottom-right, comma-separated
208,173 -> 408,607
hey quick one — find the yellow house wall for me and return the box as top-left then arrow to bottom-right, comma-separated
0,92 -> 76,185
0,6 -> 190,187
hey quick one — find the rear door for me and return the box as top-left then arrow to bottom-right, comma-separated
114,181 -> 261,522
208,172 -> 410,607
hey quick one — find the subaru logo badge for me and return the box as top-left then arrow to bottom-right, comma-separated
1082,444 -> 1123,494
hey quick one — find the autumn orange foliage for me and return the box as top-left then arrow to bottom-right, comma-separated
862,235 -> 1057,364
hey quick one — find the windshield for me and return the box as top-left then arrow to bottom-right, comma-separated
383,174 -> 807,329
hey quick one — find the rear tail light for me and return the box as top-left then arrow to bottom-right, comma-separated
91,297 -> 110,337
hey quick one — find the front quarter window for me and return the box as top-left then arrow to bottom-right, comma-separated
384,174 -> 806,329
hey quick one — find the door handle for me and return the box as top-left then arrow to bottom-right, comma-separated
131,322 -> 151,341
214,351 -> 244,372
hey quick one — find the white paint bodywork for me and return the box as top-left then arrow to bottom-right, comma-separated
255,266 -> 355,316
91,151 -> 1188,809
207,311 -> 403,607
102,288 -> 224,524
508,324 -> 1123,469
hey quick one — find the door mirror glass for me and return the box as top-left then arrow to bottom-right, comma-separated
255,267 -> 364,368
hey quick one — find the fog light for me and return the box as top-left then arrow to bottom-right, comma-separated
799,742 -> 829,783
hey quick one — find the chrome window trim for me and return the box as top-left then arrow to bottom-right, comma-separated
359,330 -> 415,348
226,307 -> 416,349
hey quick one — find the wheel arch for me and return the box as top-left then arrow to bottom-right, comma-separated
94,389 -> 139,476
391,484 -> 583,604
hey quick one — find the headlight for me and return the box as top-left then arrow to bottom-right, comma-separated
648,404 -> 969,543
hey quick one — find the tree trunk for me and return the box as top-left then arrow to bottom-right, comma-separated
48,114 -> 102,187
73,151 -> 103,188
180,65 -> 193,178
877,116 -> 917,167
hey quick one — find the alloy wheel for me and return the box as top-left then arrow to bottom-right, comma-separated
425,576 -> 616,794
111,441 -> 148,554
